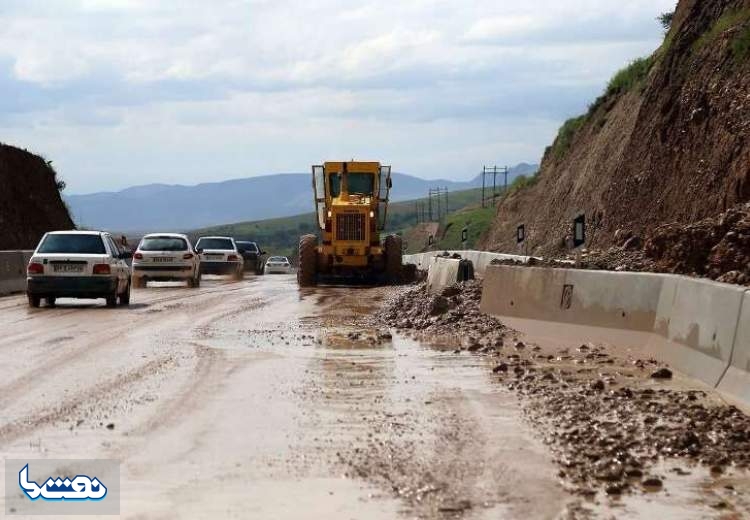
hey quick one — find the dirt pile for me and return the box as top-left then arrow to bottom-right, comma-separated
0,143 -> 74,249
378,280 -> 508,351
482,0 -> 750,257
380,281 -> 750,501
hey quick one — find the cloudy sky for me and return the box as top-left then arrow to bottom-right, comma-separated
0,0 -> 677,194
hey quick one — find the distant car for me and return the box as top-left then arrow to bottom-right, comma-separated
26,230 -> 132,308
236,241 -> 266,275
132,233 -> 201,288
264,256 -> 292,274
195,236 -> 244,280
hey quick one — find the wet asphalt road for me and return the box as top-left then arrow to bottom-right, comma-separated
0,274 -> 746,519
0,275 -> 563,519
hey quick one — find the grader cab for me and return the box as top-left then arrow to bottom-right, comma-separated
297,161 -> 403,286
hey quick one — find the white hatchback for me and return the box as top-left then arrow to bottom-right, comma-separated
195,236 -> 244,280
26,231 -> 132,308
264,256 -> 292,274
132,233 -> 201,288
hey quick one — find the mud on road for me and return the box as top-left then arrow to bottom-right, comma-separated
381,280 -> 750,518
0,275 -> 748,519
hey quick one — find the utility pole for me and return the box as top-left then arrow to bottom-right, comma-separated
481,165 -> 510,207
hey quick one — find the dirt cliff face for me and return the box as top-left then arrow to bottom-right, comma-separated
483,0 -> 750,255
0,143 -> 75,250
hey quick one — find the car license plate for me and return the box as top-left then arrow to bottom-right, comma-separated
53,264 -> 84,273
206,254 -> 222,259
153,257 -> 174,263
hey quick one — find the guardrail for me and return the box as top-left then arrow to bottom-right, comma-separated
0,251 -> 33,296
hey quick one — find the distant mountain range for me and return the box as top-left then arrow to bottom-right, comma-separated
65,163 -> 538,232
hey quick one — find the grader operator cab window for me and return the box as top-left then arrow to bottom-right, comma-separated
347,173 -> 374,196
328,171 -> 374,197
329,173 -> 341,198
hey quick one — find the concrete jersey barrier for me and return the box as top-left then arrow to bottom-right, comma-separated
717,291 -> 750,403
425,257 -> 474,294
0,251 -> 32,296
403,250 -> 534,277
480,264 -> 750,405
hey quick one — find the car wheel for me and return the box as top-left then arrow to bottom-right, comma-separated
46,297 -> 56,307
27,294 -> 41,308
187,277 -> 195,288
106,289 -> 118,308
119,281 -> 131,306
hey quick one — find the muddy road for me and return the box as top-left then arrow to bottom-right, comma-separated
0,275 -> 746,519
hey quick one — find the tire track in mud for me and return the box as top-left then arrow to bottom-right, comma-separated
0,355 -> 177,447
0,282 -> 263,413
129,343 -> 226,437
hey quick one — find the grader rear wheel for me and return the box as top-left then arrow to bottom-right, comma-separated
297,234 -> 318,287
384,234 -> 403,283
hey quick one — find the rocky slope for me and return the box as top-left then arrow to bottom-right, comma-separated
0,143 -> 75,249
483,0 -> 750,257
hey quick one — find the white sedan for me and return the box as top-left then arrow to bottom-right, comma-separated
131,233 -> 201,288
264,256 -> 292,274
26,230 -> 132,308
196,236 -> 244,280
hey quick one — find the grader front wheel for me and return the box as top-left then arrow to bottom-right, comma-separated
297,234 -> 318,287
385,234 -> 403,283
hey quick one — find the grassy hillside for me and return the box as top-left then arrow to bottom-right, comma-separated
190,188 -> 484,258
433,206 -> 496,251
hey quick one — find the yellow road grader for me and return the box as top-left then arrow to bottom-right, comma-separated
297,161 -> 403,286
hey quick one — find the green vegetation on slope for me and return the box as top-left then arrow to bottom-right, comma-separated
694,8 -> 750,61
433,206 -> 496,251
550,55 -> 656,161
551,115 -> 587,159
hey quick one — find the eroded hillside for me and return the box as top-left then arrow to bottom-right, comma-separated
0,144 -> 75,249
483,0 -> 750,256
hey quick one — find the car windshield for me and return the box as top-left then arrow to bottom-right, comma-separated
269,257 -> 287,262
140,237 -> 188,252
197,238 -> 234,250
37,234 -> 106,254
347,173 -> 374,195
237,242 -> 258,253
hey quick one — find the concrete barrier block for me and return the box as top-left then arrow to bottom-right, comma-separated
0,251 -> 31,296
425,257 -> 475,294
562,270 -> 663,331
718,291 -> 750,403
657,278 -> 745,387
480,265 -> 569,321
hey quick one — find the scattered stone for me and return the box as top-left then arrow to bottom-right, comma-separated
106,423 -> 115,430
651,368 -> 673,379
642,477 -> 663,490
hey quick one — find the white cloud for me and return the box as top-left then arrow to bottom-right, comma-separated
0,0 -> 679,192
464,15 -> 543,41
